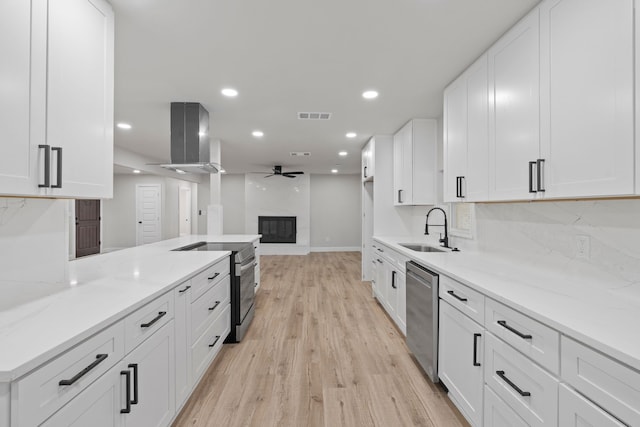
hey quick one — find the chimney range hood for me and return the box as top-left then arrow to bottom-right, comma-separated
155,102 -> 220,174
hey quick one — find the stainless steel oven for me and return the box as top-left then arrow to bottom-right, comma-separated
173,241 -> 256,342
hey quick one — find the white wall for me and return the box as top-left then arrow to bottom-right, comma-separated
102,174 -> 198,251
310,174 -> 361,250
221,174 -> 245,234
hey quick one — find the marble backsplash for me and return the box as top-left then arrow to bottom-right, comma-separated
471,199 -> 640,289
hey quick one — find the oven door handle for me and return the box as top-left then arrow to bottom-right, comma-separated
238,257 -> 256,273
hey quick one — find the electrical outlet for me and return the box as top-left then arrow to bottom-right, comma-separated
575,235 -> 590,259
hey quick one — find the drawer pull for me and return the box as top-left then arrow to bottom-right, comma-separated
58,354 -> 108,386
140,311 -> 167,328
208,335 -> 221,348
447,290 -> 468,302
178,285 -> 191,294
496,370 -> 531,397
128,363 -> 139,405
120,370 -> 132,414
497,320 -> 532,339
208,272 -> 220,281
473,333 -> 481,367
391,271 -> 397,289
208,300 -> 221,311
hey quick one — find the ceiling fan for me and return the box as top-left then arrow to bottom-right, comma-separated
263,165 -> 304,178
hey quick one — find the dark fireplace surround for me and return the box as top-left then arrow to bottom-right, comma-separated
258,216 -> 296,244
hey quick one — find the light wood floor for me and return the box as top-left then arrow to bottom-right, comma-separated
173,252 -> 469,427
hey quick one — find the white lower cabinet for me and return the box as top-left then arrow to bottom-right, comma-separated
558,384 -> 625,427
173,282 -> 192,410
484,385 -> 528,427
371,243 -> 407,335
438,301 -> 484,427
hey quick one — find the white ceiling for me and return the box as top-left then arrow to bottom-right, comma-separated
110,0 -> 539,175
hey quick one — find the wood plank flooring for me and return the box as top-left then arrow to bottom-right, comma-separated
173,252 -> 469,427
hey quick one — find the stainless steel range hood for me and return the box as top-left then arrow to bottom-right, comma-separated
157,102 -> 220,174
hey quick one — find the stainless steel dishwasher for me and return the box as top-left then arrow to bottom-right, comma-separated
406,261 -> 439,383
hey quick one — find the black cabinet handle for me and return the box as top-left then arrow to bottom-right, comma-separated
391,271 -> 397,289
377,259 -> 383,263
178,285 -> 191,294
398,189 -> 403,203
38,145 -> 51,188
120,370 -> 132,414
537,159 -> 545,192
208,300 -> 221,311
456,176 -> 465,198
208,335 -> 221,348
58,354 -> 108,386
473,333 -> 481,366
140,311 -> 167,328
496,370 -> 531,397
208,272 -> 220,281
51,146 -> 62,188
447,290 -> 468,302
128,363 -> 139,404
528,161 -> 537,193
364,166 -> 368,178
497,320 -> 532,339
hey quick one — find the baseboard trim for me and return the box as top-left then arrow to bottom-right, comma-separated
310,246 -> 361,252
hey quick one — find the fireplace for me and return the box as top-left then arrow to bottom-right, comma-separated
258,216 -> 296,243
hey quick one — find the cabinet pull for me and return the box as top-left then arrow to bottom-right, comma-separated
456,176 -> 465,198
497,320 -> 532,339
496,370 -> 531,397
447,290 -> 468,302
536,159 -> 545,192
528,161 -> 537,193
473,333 -> 481,366
51,146 -> 62,188
128,363 -> 139,404
38,145 -> 51,188
391,271 -> 397,289
208,272 -> 220,281
398,189 -> 403,203
140,311 -> 167,328
377,259 -> 383,263
208,300 -> 221,311
178,285 -> 191,294
120,370 -> 132,414
364,166 -> 368,178
208,335 -> 221,348
58,353 -> 108,386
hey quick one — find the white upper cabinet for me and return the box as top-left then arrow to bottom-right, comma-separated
393,119 -> 437,205
539,0 -> 634,198
444,54 -> 489,202
362,138 -> 375,181
488,8 -> 541,201
0,0 -> 114,199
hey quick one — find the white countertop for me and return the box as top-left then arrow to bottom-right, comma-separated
374,236 -> 640,372
0,234 -> 259,382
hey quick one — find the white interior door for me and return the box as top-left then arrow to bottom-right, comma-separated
179,187 -> 191,236
136,184 -> 161,246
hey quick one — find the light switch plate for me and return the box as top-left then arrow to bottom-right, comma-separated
575,235 -> 590,259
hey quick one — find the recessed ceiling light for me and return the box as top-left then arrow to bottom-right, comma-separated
338,151 -> 348,156
221,88 -> 238,97
346,132 -> 357,138
362,90 -> 379,99
219,169 -> 226,174
331,169 -> 338,174
117,123 -> 132,129
252,130 -> 264,137
132,169 -> 141,174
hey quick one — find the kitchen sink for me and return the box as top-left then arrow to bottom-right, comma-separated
398,243 -> 446,253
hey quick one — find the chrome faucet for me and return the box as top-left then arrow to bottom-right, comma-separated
425,207 -> 450,248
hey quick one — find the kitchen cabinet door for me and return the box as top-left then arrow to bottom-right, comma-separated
488,8 -> 540,201
393,123 -> 412,205
46,0 -> 114,199
395,270 -> 406,335
484,385 -> 528,427
559,384 -> 625,427
443,73 -> 468,202
362,138 -> 374,181
174,282 -> 193,409
0,0 -> 47,197
539,0 -> 634,198
438,301 -> 484,427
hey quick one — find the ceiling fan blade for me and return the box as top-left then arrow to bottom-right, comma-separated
282,174 -> 297,178
285,171 -> 304,175
264,174 -> 275,178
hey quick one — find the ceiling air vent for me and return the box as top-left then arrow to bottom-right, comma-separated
298,112 -> 332,120
290,152 -> 311,157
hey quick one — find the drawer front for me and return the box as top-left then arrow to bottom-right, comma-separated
12,320 -> 125,427
191,304 -> 230,382
484,385 -> 529,427
439,275 -> 485,325
191,258 -> 230,301
559,384 -> 626,427
124,290 -> 173,354
485,298 -> 559,374
191,275 -> 231,344
561,336 -> 640,426
485,332 -> 558,427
